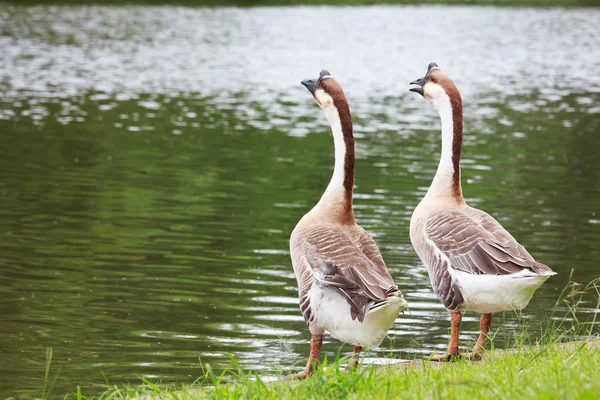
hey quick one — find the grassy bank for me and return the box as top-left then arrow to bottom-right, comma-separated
1,0 -> 599,8
72,278 -> 598,400
88,339 -> 600,400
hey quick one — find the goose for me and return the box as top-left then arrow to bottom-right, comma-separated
408,63 -> 556,361
290,70 -> 408,378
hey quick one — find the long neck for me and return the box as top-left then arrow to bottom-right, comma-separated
426,92 -> 464,202
313,102 -> 355,223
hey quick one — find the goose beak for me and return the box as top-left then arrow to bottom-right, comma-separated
409,77 -> 425,96
302,70 -> 332,95
409,62 -> 440,97
301,78 -> 318,94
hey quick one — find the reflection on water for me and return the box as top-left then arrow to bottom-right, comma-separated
0,4 -> 599,398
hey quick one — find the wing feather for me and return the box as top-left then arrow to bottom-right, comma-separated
301,226 -> 398,322
425,207 -> 553,277
421,206 -> 553,310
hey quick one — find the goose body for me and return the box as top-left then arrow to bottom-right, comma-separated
411,202 -> 555,315
290,71 -> 406,377
408,63 -> 555,359
291,223 -> 405,348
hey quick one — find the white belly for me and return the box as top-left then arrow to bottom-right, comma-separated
309,287 -> 407,348
453,269 -> 555,314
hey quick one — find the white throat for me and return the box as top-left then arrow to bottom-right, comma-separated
314,105 -> 349,211
425,93 -> 460,199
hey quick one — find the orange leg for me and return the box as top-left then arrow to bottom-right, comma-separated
468,313 -> 492,360
297,335 -> 323,379
431,312 -> 462,362
345,346 -> 362,370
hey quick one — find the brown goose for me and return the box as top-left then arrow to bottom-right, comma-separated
408,63 -> 556,361
290,70 -> 407,378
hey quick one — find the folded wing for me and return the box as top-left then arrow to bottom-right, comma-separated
422,207 -> 553,310
301,226 -> 398,322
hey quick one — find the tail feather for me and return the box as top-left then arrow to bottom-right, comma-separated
368,290 -> 408,313
530,261 -> 556,276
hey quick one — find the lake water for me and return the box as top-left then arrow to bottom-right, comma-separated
1,4 -> 600,398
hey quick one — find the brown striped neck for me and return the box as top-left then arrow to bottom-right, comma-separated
448,85 -> 463,199
426,84 -> 464,203
313,98 -> 355,224
336,96 -> 355,219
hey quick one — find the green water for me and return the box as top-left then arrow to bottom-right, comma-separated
0,4 -> 599,398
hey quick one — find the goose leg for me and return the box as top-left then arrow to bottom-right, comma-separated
297,335 -> 323,379
431,312 -> 462,361
345,346 -> 362,370
468,313 -> 492,360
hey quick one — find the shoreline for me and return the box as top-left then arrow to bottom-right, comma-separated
118,338 -> 600,399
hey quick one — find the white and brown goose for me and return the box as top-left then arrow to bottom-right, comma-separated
290,70 -> 407,378
408,63 -> 556,361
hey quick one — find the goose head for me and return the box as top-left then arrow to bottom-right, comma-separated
301,70 -> 346,111
409,62 -> 461,110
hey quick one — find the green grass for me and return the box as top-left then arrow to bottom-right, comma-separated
81,340 -> 600,400
71,277 -> 599,400
1,0 -> 599,8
